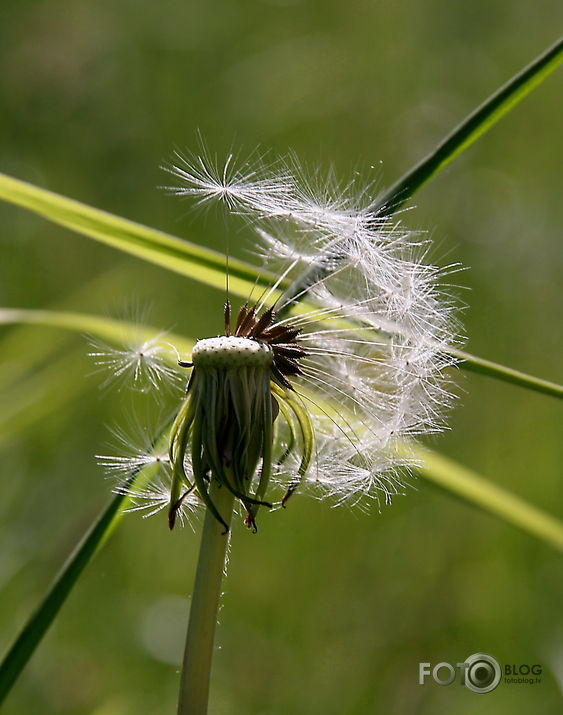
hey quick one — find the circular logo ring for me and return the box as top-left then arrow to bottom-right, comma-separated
464,653 -> 501,693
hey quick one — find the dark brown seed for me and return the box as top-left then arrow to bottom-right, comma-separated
234,304 -> 249,333
251,307 -> 275,336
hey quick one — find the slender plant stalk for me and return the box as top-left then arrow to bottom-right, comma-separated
178,480 -> 235,715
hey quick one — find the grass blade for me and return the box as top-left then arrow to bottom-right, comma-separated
378,37 -> 563,214
0,264 -> 136,391
0,172 -> 276,299
0,445 -> 168,706
0,308 -> 193,355
452,347 -> 563,400
2,39 -> 563,405
1,45 -> 561,404
277,39 -> 563,315
411,445 -> 563,553
0,491 -> 127,704
2,307 -> 561,543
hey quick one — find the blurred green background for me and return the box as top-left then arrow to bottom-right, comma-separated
1,1 -> 562,713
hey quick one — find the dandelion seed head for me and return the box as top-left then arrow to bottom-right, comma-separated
167,149 -> 461,509
104,148 -> 462,529
177,149 -> 458,511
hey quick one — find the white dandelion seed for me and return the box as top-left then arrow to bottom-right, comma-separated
97,420 -> 201,526
119,477 -> 201,527
88,332 -> 182,393
105,150 -> 461,529
96,421 -> 171,481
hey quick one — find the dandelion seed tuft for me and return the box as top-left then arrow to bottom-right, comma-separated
89,333 -> 182,393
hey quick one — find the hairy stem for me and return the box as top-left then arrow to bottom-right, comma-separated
177,479 -> 235,715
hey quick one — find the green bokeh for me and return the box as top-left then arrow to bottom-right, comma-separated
1,1 -> 562,713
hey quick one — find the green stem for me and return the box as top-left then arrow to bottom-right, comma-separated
177,480 -> 235,715
450,347 -> 563,399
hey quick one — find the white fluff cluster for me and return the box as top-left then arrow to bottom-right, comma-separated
164,150 -> 461,510
89,333 -> 181,392
96,421 -> 201,524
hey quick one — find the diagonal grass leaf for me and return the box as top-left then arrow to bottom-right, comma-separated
411,446 -> 563,553
377,37 -> 563,214
0,460 -> 166,706
0,172 -> 277,299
